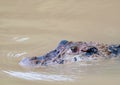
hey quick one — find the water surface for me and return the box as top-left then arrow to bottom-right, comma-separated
0,0 -> 120,85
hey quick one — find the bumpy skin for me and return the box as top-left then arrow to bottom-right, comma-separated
19,40 -> 120,67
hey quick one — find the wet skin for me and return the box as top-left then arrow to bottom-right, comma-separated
20,40 -> 120,67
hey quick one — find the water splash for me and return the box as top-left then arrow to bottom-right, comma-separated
3,71 -> 73,81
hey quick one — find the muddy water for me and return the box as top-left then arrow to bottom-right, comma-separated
0,0 -> 120,85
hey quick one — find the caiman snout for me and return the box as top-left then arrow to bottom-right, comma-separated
19,56 -> 43,67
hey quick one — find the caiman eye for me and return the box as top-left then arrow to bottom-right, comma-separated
71,46 -> 78,53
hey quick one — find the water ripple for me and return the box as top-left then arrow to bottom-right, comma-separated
13,37 -> 30,42
3,71 -> 73,81
7,52 -> 27,58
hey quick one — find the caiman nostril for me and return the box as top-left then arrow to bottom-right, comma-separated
30,56 -> 37,60
35,60 -> 41,64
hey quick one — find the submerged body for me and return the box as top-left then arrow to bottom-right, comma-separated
19,40 -> 120,67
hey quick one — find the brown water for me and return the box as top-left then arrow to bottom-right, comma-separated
0,0 -> 120,85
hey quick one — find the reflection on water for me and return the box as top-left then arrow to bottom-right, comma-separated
0,0 -> 120,85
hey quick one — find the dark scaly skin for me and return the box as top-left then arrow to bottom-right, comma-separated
19,40 -> 120,67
